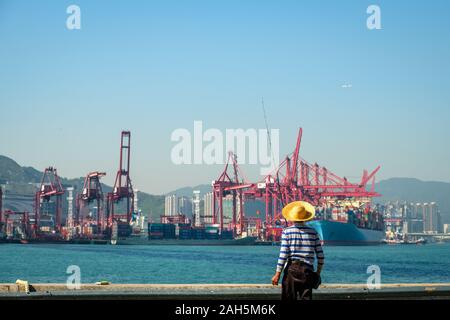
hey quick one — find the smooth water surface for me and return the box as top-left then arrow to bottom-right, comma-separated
1,243 -> 449,284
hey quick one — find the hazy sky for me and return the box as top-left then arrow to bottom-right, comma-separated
1,0 -> 450,194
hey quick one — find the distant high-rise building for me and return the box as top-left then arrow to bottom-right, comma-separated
134,188 -> 139,214
422,202 -> 442,233
66,187 -> 74,228
164,195 -> 178,216
203,192 -> 214,224
411,203 -> 422,220
402,219 -> 424,234
178,196 -> 192,216
221,194 -> 244,228
401,203 -> 413,219
192,191 -> 201,227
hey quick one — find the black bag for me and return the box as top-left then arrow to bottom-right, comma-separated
288,263 -> 322,289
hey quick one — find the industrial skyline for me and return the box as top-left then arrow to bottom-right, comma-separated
1,0 -> 450,194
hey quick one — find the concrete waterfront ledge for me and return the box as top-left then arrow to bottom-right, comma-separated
1,283 -> 450,300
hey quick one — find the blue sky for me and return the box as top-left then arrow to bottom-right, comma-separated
1,0 -> 450,194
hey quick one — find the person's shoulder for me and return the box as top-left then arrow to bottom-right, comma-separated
304,225 -> 317,232
285,224 -> 316,234
297,225 -> 320,236
304,225 -> 319,234
290,224 -> 315,231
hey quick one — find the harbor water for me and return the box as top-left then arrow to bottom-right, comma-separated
1,243 -> 449,284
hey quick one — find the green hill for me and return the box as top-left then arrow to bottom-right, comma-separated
0,155 -> 164,221
0,155 -> 42,183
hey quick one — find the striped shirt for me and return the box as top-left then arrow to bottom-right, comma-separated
276,223 -> 325,273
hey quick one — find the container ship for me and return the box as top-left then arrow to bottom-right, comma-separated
307,220 -> 385,245
256,204 -> 385,246
258,219 -> 385,246
308,205 -> 385,245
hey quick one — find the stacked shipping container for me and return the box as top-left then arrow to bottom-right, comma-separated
147,223 -> 236,240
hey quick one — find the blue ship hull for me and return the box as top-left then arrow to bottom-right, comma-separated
307,220 -> 385,245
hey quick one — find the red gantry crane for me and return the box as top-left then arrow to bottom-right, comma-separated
212,152 -> 255,236
76,171 -> 106,236
261,128 -> 381,239
106,131 -> 134,228
212,128 -> 381,241
34,167 -> 65,236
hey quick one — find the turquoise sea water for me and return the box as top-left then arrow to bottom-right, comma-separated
0,243 -> 449,284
